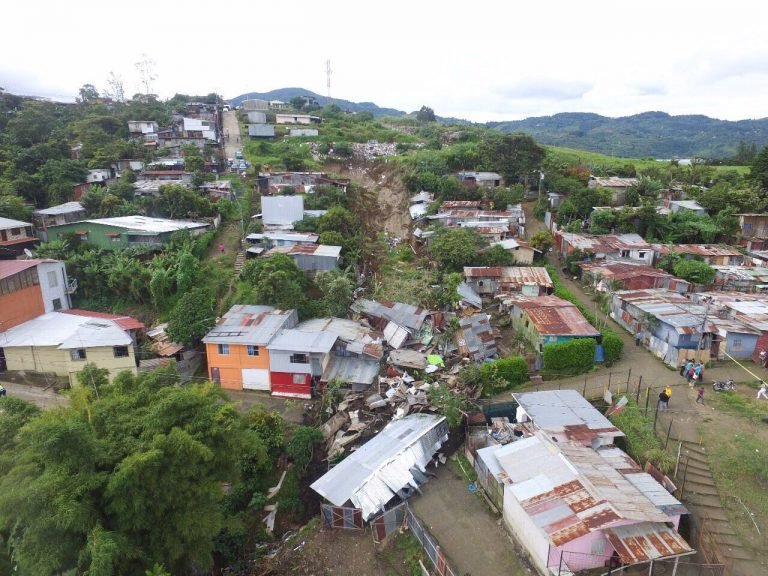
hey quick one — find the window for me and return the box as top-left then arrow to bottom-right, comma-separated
290,353 -> 308,364
246,345 -> 259,356
732,338 -> 742,351
293,373 -> 306,384
10,228 -> 20,235
113,346 -> 130,358
217,344 -> 230,355
70,349 -> 87,361
47,270 -> 59,288
80,233 -> 89,241
52,298 -> 62,311
638,251 -> 647,258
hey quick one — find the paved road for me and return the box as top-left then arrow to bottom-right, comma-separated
222,110 -> 242,161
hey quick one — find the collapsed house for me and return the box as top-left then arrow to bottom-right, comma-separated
463,266 -> 553,297
310,413 -> 448,520
578,260 -> 690,294
351,299 -> 432,349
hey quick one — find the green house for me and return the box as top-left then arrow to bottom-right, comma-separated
46,216 -> 211,250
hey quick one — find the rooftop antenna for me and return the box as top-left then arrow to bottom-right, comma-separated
23,248 -> 33,260
326,59 -> 332,100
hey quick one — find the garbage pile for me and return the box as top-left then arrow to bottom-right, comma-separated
352,140 -> 398,160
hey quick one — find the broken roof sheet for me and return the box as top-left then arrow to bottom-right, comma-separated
513,390 -> 623,439
457,282 -> 482,308
388,349 -> 428,370
589,176 -> 639,188
33,202 -> 85,215
504,295 -> 599,337
652,244 -> 742,258
62,308 -> 145,331
351,299 -> 430,331
322,355 -> 380,387
456,314 -> 497,360
605,522 -> 694,564
310,414 -> 448,520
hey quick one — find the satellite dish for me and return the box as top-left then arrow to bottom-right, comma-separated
23,248 -> 33,260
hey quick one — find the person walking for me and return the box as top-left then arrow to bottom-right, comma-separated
684,360 -> 694,382
679,358 -> 689,377
635,332 -> 642,347
694,362 -> 704,383
658,390 -> 669,410
687,362 -> 696,384
758,381 -> 768,400
665,385 -> 673,408
696,387 -> 705,404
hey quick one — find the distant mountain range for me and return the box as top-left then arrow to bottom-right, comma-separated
487,112 -> 768,159
228,88 -> 407,118
228,88 -> 768,159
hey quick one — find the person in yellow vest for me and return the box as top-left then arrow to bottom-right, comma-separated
665,385 -> 672,408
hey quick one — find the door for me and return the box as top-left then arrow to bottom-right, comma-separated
311,356 -> 322,377
210,367 -> 220,384
242,368 -> 270,391
0,348 -> 6,372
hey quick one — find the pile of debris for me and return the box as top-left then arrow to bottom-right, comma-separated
321,370 -> 442,461
351,140 -> 398,160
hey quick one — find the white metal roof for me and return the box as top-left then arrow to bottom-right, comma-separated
310,414 -> 447,519
202,305 -> 296,345
0,217 -> 31,229
79,216 -> 208,233
267,328 -> 337,352
261,195 -> 304,225
0,312 -> 132,349
33,202 -> 85,215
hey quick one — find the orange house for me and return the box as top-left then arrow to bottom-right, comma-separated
1,262 -> 44,331
203,305 -> 297,391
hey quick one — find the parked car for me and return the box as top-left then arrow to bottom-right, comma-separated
235,150 -> 243,159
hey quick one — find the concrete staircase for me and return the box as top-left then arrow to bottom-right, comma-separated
234,251 -> 245,275
672,438 -> 759,575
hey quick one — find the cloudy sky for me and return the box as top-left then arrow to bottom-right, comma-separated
3,0 -> 768,123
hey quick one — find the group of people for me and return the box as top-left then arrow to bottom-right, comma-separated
680,358 -> 704,385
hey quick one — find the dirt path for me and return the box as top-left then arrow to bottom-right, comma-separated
410,464 -> 532,576
0,380 -> 69,409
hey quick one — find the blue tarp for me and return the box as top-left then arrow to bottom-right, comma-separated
594,344 -> 605,363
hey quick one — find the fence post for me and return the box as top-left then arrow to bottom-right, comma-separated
680,457 -> 690,500
608,371 -> 612,392
626,368 -> 632,393
653,399 -> 660,432
644,387 -> 650,416
583,374 -> 587,398
674,441 -> 682,478
558,550 -> 564,576
665,420 -> 673,450
636,375 -> 643,403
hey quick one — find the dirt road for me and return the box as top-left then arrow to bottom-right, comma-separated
0,380 -> 69,409
222,110 -> 242,161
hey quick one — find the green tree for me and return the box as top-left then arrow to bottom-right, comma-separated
480,244 -> 516,266
529,230 -> 554,253
429,228 -> 485,271
673,259 -> 716,285
589,210 -> 617,234
481,133 -> 546,184
285,426 -> 323,474
416,105 -> 436,122
750,144 -> 768,191
166,288 -> 216,345
316,269 -> 354,317
0,194 -> 32,221
240,254 -> 308,312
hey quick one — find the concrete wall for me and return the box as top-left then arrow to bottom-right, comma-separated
37,261 -> 71,312
503,487 -> 550,575
205,342 -> 272,390
4,344 -> 136,384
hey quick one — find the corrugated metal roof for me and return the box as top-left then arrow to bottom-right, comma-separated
440,200 -> 481,209
589,176 -> 639,188
351,299 -> 430,331
579,261 -> 676,281
1,312 -> 132,348
463,266 -> 553,288
33,202 -> 85,215
455,313 -> 497,360
410,191 -> 434,204
310,414 -> 448,519
322,356 -> 380,386
623,473 -> 689,516
652,244 -> 742,257
63,309 -> 144,331
0,259 -> 39,280
457,282 -> 482,308
202,305 -> 295,345
0,217 -> 32,228
605,522 -> 694,564
246,231 -> 318,243
513,390 -> 623,439
261,195 -> 304,225
502,295 -> 599,337
73,216 -> 208,234
267,328 -> 337,352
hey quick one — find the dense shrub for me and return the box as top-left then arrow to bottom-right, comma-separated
602,333 -> 624,366
542,338 -> 596,375
479,357 -> 529,396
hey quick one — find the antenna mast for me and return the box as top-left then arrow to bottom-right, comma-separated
326,59 -> 332,100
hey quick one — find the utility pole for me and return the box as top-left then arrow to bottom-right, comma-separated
326,60 -> 332,100
537,169 -> 544,202
695,296 -> 712,363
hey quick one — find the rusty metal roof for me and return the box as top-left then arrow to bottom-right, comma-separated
652,244 -> 742,257
589,176 -> 639,188
579,261 -> 676,281
440,200 -> 481,209
605,522 -> 694,564
455,313 -> 497,360
526,304 -> 600,337
464,266 -> 553,288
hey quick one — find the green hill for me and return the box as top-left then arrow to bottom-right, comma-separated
228,87 -> 407,118
488,111 -> 768,159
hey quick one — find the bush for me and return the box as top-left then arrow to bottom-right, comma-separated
609,399 -> 672,473
543,338 -> 596,375
602,333 -> 624,366
479,357 -> 529,396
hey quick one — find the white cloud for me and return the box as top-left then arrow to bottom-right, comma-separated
2,0 -> 768,122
